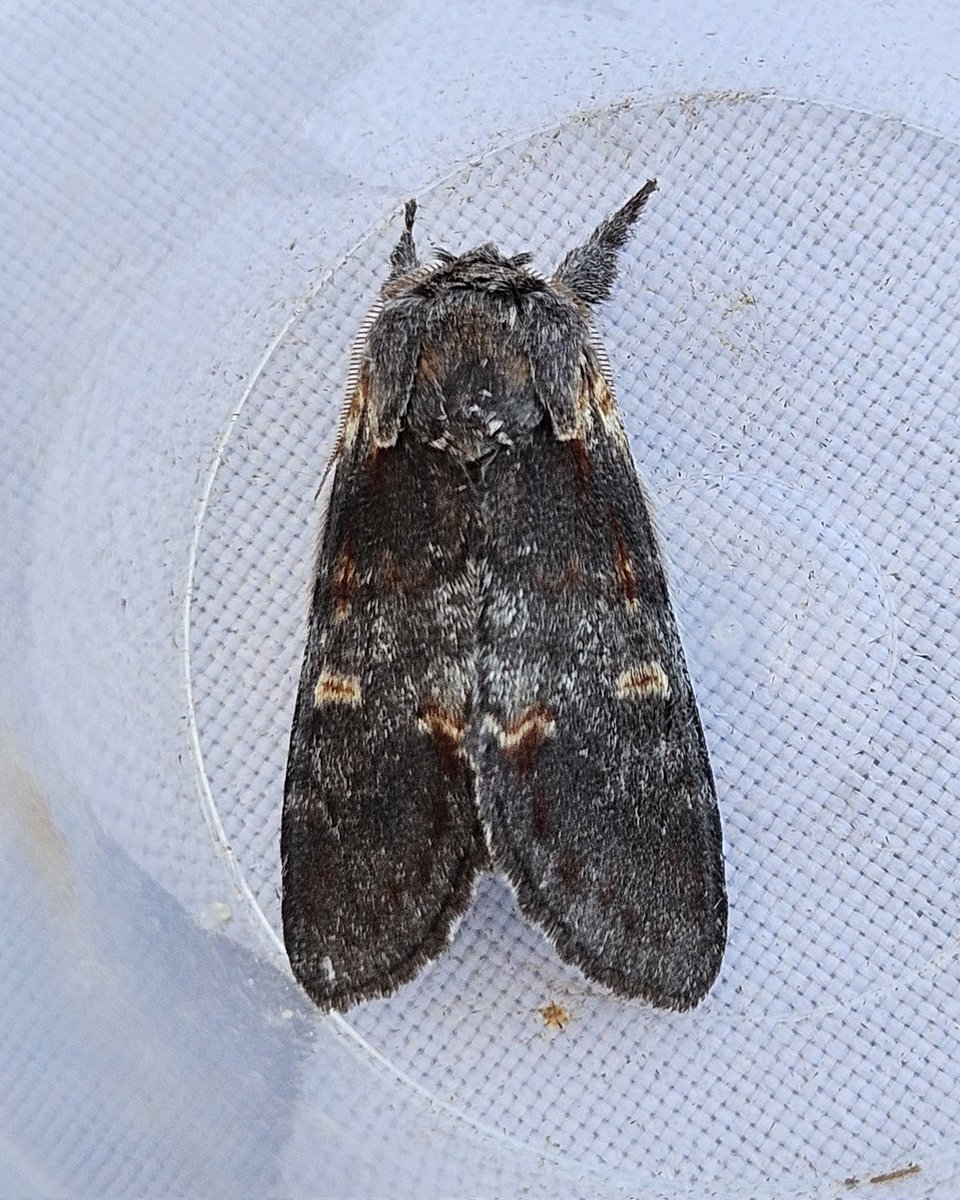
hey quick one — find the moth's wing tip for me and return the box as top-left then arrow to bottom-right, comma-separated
285,927 -> 454,1014
288,951 -> 432,1014
561,928 -> 727,1012
505,867 -> 727,1012
283,837 -> 489,1014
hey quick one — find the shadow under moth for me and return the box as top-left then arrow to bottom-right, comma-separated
282,181 -> 727,1013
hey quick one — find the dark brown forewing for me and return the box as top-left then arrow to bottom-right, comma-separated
282,412 -> 488,1011
473,363 -> 726,1010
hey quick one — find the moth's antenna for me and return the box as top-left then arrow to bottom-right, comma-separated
388,199 -> 419,280
553,179 -> 657,304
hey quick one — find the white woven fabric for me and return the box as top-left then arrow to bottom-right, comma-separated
2,4 -> 958,1197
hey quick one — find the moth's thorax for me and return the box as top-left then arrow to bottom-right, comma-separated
378,256 -> 594,462
405,291 -> 546,459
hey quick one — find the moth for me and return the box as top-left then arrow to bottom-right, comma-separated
282,182 -> 727,1013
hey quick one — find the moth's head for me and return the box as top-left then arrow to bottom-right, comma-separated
385,243 -> 551,304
